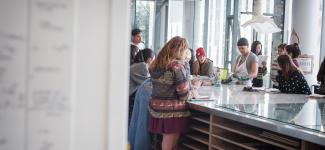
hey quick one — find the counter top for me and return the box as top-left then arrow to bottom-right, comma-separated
188,84 -> 325,146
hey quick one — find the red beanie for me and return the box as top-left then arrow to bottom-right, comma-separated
196,47 -> 206,57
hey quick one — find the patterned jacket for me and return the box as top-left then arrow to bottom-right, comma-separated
149,60 -> 191,118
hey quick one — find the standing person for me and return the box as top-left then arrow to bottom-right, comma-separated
193,47 -> 214,77
271,43 -> 287,88
130,28 -> 145,64
276,55 -> 311,95
148,36 -> 191,150
187,48 -> 195,75
129,48 -> 155,124
317,56 -> 325,94
286,43 -> 301,68
317,56 -> 325,84
233,38 -> 258,86
251,41 -> 267,87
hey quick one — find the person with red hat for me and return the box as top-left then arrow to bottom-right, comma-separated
193,47 -> 215,77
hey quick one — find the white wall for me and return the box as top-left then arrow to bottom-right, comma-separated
292,0 -> 322,85
106,0 -> 130,149
74,0 -> 109,149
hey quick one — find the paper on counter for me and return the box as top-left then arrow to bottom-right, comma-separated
265,88 -> 280,93
257,55 -> 268,66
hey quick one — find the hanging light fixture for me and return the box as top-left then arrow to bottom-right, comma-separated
241,0 -> 281,34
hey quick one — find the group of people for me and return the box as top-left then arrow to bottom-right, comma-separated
232,37 -> 311,95
128,28 -> 324,150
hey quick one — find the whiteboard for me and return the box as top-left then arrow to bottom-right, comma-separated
0,0 -> 74,150
0,0 -> 130,149
0,0 -> 28,150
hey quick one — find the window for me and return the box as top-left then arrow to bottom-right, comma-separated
167,0 -> 184,39
135,0 -> 155,49
206,0 -> 227,67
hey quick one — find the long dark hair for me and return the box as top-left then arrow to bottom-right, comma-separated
251,41 -> 262,55
286,43 -> 301,59
277,55 -> 297,80
134,48 -> 155,63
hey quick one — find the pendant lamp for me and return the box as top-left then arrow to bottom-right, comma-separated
241,0 -> 281,34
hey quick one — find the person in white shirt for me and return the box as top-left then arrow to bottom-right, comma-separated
130,28 -> 145,64
233,38 -> 258,86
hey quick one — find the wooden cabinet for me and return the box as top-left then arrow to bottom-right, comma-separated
180,110 -> 325,150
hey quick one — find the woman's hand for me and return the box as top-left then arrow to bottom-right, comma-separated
191,79 -> 202,89
190,88 -> 199,98
262,61 -> 267,67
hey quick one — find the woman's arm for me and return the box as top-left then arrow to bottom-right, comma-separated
249,62 -> 258,78
174,65 -> 191,101
232,56 -> 239,75
261,61 -> 267,76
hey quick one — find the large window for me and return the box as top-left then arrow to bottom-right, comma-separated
240,0 -> 275,67
167,0 -> 184,39
134,0 -> 155,49
167,0 -> 205,50
240,0 -> 253,41
206,0 -> 227,67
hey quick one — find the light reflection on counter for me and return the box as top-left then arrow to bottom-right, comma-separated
192,84 -> 325,133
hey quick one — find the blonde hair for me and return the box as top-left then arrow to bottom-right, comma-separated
150,36 -> 188,70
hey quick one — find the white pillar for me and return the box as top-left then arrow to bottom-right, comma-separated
106,0 -> 130,150
292,0 -> 322,85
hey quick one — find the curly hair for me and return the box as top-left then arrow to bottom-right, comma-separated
150,36 -> 188,70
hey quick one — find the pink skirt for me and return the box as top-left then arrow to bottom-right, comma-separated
148,115 -> 189,134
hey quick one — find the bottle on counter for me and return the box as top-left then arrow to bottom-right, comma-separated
213,67 -> 221,87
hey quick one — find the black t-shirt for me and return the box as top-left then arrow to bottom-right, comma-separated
130,45 -> 139,65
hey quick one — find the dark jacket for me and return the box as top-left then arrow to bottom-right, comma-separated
276,70 -> 311,95
317,57 -> 325,83
130,44 -> 139,65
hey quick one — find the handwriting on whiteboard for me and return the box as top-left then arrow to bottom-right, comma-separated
40,20 -> 64,32
0,31 -> 24,42
0,84 -> 24,109
29,90 -> 70,116
39,140 -> 54,150
0,43 -> 16,61
33,66 -> 61,73
52,43 -> 70,53
36,0 -> 67,13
